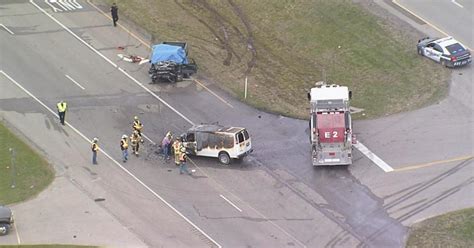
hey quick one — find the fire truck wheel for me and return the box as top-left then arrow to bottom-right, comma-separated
218,152 -> 230,165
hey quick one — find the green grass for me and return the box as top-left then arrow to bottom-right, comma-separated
406,208 -> 474,248
0,122 -> 54,205
0,246 -> 97,248
96,0 -> 449,119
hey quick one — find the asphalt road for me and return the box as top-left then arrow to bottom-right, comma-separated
0,0 -> 472,247
396,0 -> 473,49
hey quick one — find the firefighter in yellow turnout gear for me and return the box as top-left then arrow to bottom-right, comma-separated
130,130 -> 142,156
132,116 -> 144,143
172,137 -> 182,166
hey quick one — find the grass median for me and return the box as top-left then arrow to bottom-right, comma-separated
406,208 -> 474,247
95,0 -> 449,119
0,122 -> 54,205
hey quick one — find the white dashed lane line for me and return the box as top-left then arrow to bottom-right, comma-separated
65,74 -> 85,90
1,70 -> 221,248
141,133 -> 156,145
0,24 -> 15,35
219,194 -> 243,212
451,0 -> 464,8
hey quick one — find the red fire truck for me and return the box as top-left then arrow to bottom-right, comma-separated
308,83 -> 355,166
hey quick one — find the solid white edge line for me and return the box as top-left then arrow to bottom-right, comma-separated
451,0 -> 464,8
219,194 -> 243,212
0,24 -> 15,35
13,220 -> 21,244
0,70 -> 222,248
65,74 -> 85,90
353,142 -> 394,172
29,0 -> 195,126
192,78 -> 234,108
141,133 -> 156,145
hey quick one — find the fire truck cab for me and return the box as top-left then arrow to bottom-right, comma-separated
308,83 -> 354,166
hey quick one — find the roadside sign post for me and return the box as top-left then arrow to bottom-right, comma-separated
244,77 -> 248,99
9,148 -> 16,189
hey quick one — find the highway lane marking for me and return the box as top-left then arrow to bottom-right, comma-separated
1,70 -> 221,248
13,220 -> 21,244
36,1 -> 304,246
44,0 -> 63,12
219,194 -> 243,212
30,0 -> 195,126
187,158 -> 307,248
141,133 -> 156,145
27,2 -> 220,245
65,74 -> 85,90
0,24 -> 15,35
392,155 -> 473,172
451,0 -> 464,8
392,0 -> 473,51
46,0 -> 83,12
353,142 -> 394,172
192,78 -> 234,108
86,0 -> 234,109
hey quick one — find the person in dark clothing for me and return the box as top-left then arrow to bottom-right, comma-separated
111,3 -> 119,27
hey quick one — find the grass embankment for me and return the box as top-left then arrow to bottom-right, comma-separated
97,0 -> 449,119
0,122 -> 54,205
406,208 -> 474,248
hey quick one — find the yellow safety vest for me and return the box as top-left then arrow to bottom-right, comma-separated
91,143 -> 99,152
121,139 -> 128,149
57,102 -> 67,112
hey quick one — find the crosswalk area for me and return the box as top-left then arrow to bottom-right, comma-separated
43,0 -> 84,12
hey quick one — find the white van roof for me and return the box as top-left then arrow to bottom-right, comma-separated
189,125 -> 244,134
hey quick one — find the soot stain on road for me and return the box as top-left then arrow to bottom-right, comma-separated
255,154 -> 406,247
310,167 -> 406,247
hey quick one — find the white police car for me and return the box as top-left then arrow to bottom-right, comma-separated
417,37 -> 471,67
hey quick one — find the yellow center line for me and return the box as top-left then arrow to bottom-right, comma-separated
87,0 -> 234,108
392,155 -> 473,172
392,0 -> 473,52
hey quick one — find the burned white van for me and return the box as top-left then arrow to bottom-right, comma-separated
181,125 -> 252,164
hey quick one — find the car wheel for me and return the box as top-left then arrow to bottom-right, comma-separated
417,48 -> 423,56
218,152 -> 230,165
0,224 -> 9,236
